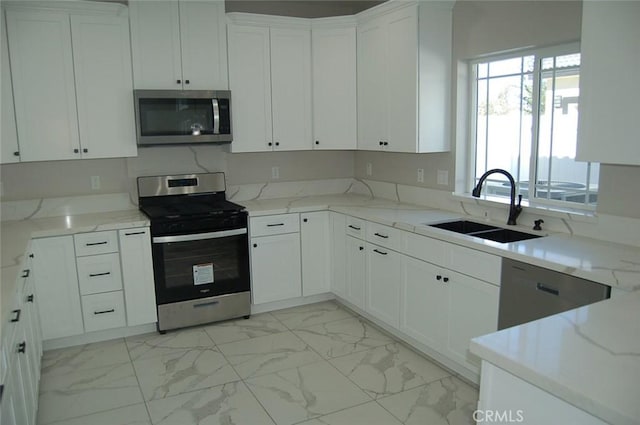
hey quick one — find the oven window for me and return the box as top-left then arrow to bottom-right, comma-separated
153,233 -> 250,304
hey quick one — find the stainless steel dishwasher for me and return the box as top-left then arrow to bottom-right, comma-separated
498,258 -> 610,330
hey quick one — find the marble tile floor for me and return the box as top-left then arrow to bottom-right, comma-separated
36,301 -> 479,425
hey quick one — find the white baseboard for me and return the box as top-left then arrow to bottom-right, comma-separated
250,293 -> 335,315
43,323 -> 156,351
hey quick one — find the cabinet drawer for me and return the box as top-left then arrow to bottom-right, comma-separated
366,222 -> 405,252
74,231 -> 118,256
250,214 -> 300,237
81,291 -> 126,332
77,253 -> 123,295
449,244 -> 501,285
345,216 -> 365,239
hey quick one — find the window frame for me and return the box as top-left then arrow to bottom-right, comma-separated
467,42 -> 598,212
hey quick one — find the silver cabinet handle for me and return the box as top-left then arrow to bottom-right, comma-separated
212,98 -> 220,134
153,228 -> 247,243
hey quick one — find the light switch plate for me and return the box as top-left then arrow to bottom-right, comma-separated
417,168 -> 424,183
91,176 -> 101,190
437,170 -> 449,186
271,166 -> 280,180
366,163 -> 373,176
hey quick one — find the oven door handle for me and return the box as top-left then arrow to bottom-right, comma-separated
152,228 -> 247,244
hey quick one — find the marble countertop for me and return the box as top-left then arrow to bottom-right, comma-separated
239,194 -> 640,292
1,209 -> 149,334
470,291 -> 640,425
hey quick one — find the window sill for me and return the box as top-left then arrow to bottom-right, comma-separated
452,192 -> 598,224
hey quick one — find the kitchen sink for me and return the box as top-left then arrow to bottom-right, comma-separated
427,220 -> 544,243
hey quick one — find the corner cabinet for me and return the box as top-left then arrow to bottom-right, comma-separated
356,1 -> 452,153
228,14 -> 312,153
300,211 -> 330,296
311,19 -> 357,150
576,1 -> 640,165
4,2 -> 136,162
129,0 -> 228,90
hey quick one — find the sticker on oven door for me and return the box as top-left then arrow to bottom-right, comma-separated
193,263 -> 214,285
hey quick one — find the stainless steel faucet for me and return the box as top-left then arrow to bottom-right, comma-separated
472,169 -> 522,225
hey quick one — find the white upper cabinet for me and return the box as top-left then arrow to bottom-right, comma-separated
227,22 -> 273,152
228,14 -> 312,153
71,14 -> 136,159
1,11 -> 19,164
4,2 -> 137,162
311,20 -> 357,150
270,26 -> 312,151
356,1 -> 452,153
6,8 -> 80,161
576,2 -> 640,165
129,0 -> 228,90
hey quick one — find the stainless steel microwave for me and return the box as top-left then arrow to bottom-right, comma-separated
134,90 -> 232,145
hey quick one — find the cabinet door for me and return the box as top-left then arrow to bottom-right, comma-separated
0,362 -> 28,425
1,12 -> 19,164
14,318 -> 37,425
22,269 -> 42,386
312,25 -> 357,150
6,9 -> 80,161
251,233 -> 302,304
446,271 -> 499,373
357,18 -> 387,150
301,211 -> 330,296
576,2 -> 640,165
270,26 -> 312,151
330,213 -> 347,299
401,256 -> 447,351
119,228 -> 158,326
31,236 -> 84,340
71,14 -> 137,159
385,7 -> 418,153
129,0 -> 182,89
228,24 -> 273,152
366,243 -> 401,327
345,236 -> 366,310
178,1 -> 228,90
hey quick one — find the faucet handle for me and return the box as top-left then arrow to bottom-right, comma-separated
517,194 -> 522,208
533,219 -> 544,231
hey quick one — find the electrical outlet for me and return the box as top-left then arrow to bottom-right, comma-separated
417,168 -> 424,183
366,162 -> 373,176
90,175 -> 101,190
271,166 -> 280,180
437,170 -> 449,186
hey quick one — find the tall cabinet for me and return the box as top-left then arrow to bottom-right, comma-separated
4,1 -> 136,162
227,14 -> 312,153
356,1 -> 452,153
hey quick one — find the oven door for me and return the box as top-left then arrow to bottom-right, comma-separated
151,228 -> 250,305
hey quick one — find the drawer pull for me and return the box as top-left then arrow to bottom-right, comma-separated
26,294 -> 34,303
17,342 -> 26,354
86,241 -> 108,246
124,231 -> 145,236
266,223 -> 285,227
11,309 -> 21,322
194,301 -> 220,308
21,269 -> 30,278
94,309 -> 115,315
89,272 -> 111,278
536,283 -> 560,296
348,225 -> 361,231
373,249 -> 388,256
374,232 -> 389,239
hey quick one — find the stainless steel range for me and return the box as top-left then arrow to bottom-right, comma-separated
137,173 -> 250,333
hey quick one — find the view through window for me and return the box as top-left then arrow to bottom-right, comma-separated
472,45 -> 599,208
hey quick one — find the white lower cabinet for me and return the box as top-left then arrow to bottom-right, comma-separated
329,213 -> 347,298
251,232 -> 302,304
119,228 -> 157,326
345,235 -> 366,310
366,243 -> 402,328
81,291 -> 126,332
401,256 -> 448,351
301,211 -> 330,296
31,236 -> 84,340
445,270 -> 499,371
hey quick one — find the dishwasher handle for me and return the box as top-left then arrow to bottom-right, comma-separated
536,283 -> 560,296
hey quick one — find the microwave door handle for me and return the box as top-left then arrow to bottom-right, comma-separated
212,99 -> 220,134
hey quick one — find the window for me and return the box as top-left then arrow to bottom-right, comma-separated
470,44 -> 599,209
